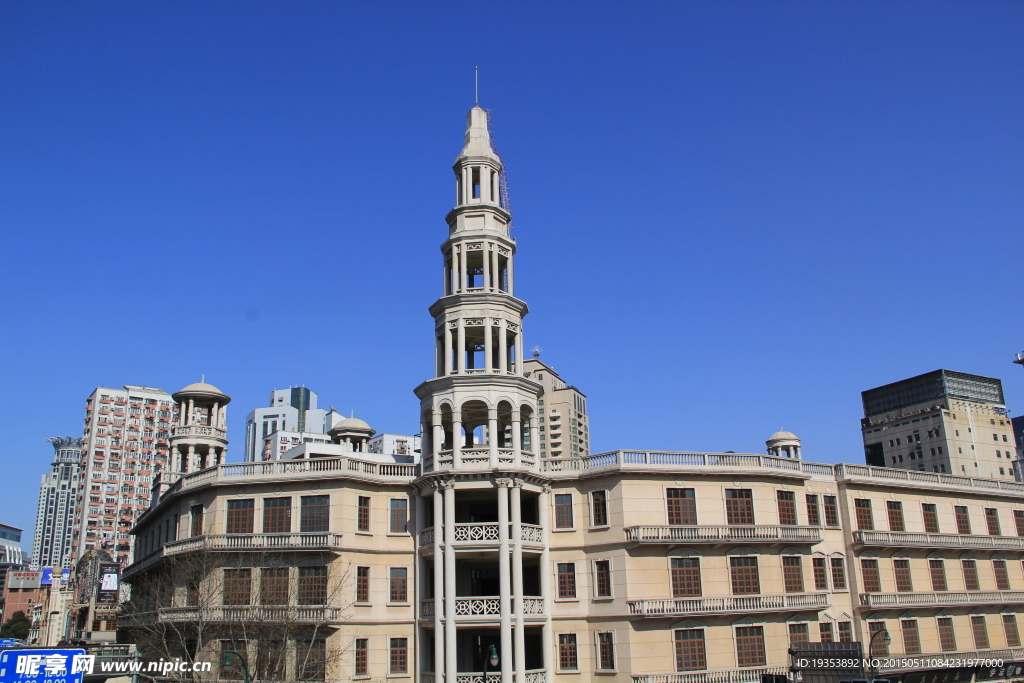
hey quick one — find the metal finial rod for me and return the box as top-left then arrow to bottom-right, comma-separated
475,66 -> 479,106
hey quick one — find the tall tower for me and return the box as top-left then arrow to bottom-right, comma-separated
154,382 -> 230,501
32,437 -> 83,569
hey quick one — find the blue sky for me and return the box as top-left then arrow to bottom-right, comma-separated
1,1 -> 1022,546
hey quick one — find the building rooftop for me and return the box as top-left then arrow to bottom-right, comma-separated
861,369 -> 1005,417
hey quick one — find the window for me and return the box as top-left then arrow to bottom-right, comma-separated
894,559 -> 913,592
190,505 -> 204,537
227,499 -> 255,534
838,622 -> 853,642
591,490 -> 608,527
775,490 -> 798,525
389,567 -> 408,603
1003,614 -> 1021,647
824,496 -> 839,527
968,615 -> 991,649
594,560 -> 611,597
356,566 -> 370,603
389,499 -> 408,533
986,508 -> 1002,536
735,626 -> 766,667
812,558 -> 829,590
558,634 -> 578,670
725,489 -> 754,525
930,560 -> 948,592
788,623 -> 809,644
869,622 -> 889,656
955,506 -> 971,534
554,494 -> 573,528
597,632 -> 615,670
557,563 -> 577,598
220,640 -> 247,680
962,560 -> 980,590
300,495 -> 329,533
901,620 -> 921,654
730,556 -> 760,594
855,499 -> 874,530
223,568 -> 252,605
357,496 -> 371,532
806,495 -> 821,526
263,497 -> 291,534
671,558 -> 701,597
994,560 -> 1011,590
830,558 -> 847,589
783,556 -> 804,593
298,566 -> 328,605
922,504 -> 940,533
354,638 -> 368,677
667,488 -> 696,525
261,567 -> 289,604
389,638 -> 408,674
1015,510 -> 1024,537
861,559 -> 881,592
257,641 -> 286,681
887,501 -> 905,531
675,629 -> 706,671
819,622 -> 833,642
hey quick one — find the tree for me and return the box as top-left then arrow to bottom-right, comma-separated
1,611 -> 31,640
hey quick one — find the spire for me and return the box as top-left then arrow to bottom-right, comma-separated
459,107 -> 500,162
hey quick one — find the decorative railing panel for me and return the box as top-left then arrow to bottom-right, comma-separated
455,597 -> 501,616
860,591 -> 1024,608
633,667 -> 790,683
163,533 -> 344,555
854,530 -> 1024,550
455,523 -> 500,542
628,592 -> 828,616
627,525 -> 822,544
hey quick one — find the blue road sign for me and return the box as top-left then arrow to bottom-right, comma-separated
0,649 -> 90,683
0,644 -> 19,652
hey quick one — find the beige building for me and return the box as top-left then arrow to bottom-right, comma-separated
121,107 -> 1024,683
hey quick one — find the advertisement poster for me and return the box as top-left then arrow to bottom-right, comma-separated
96,564 -> 119,604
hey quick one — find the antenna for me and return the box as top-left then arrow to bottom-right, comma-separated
475,66 -> 479,106
531,345 -> 542,359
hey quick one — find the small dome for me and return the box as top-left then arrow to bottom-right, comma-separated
767,430 -> 800,442
329,416 -> 373,432
173,382 -> 231,404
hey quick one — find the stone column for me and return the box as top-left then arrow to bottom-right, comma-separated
511,481 -> 526,682
530,421 -> 540,459
514,332 -> 524,376
458,246 -> 467,293
499,324 -> 507,374
497,480 -> 512,683
511,411 -> 522,468
488,408 -> 499,468
483,318 -> 491,373
483,242 -> 490,291
432,485 -> 445,682
539,485 -> 553,682
444,324 -> 453,375
507,250 -> 514,296
187,398 -> 195,425
432,412 -> 444,468
211,403 -> 219,428
443,482 -> 457,683
452,411 -> 462,469
185,445 -> 196,473
492,249 -> 500,292
456,319 -> 465,374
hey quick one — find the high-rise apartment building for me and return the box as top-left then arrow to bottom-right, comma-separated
861,369 -> 1016,479
75,385 -> 177,565
244,387 -> 330,461
31,437 -> 83,569
523,359 -> 589,458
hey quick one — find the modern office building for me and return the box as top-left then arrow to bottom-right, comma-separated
861,370 -> 1016,479
31,437 -> 83,569
244,387 -> 332,462
0,523 -> 26,599
522,359 -> 589,458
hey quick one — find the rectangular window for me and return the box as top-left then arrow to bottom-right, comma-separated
735,626 -> 766,667
861,559 -> 881,593
667,488 -> 697,525
591,490 -> 608,527
357,496 -> 371,532
971,615 -> 990,649
223,568 -> 252,605
812,558 -> 828,590
389,567 -> 408,603
788,623 -> 809,644
389,638 -> 408,674
818,622 -> 834,643
1015,510 -> 1024,537
955,506 -> 971,534
805,495 -> 821,526
671,558 -> 701,597
674,629 -> 706,671
823,496 -> 839,527
830,558 -> 847,589
986,508 -> 1002,536
298,566 -> 328,605
922,503 -> 940,533
257,640 -> 286,681
557,563 -> 576,599
838,621 -> 853,642
594,560 -> 611,597
558,634 -> 578,670
994,560 -> 1011,590
730,556 -> 760,595
887,501 -> 905,531
190,505 -> 204,537
597,632 -> 615,670
901,620 -> 921,654
261,567 -> 289,605
962,560 -> 980,591
356,566 -> 370,603
725,489 -> 754,525
869,621 -> 889,656
783,556 -> 804,593
894,559 -> 913,592
263,497 -> 292,534
855,499 -> 874,530
554,494 -> 573,528
389,499 -> 408,533
220,640 -> 247,680
226,499 -> 255,534
930,560 -> 948,592
777,490 -> 798,526
1003,614 -> 1021,647
354,638 -> 368,677
300,495 -> 330,533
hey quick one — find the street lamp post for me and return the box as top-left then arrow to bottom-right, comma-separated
223,650 -> 252,683
868,630 -> 891,682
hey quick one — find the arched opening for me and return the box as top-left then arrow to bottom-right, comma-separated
497,401 -> 514,449
520,405 -> 535,455
460,400 -> 489,450
439,404 -> 453,451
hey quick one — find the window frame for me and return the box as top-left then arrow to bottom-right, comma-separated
590,489 -> 609,528
556,562 -> 577,600
554,493 -> 574,530
666,488 -> 697,526
986,508 -> 1002,536
922,503 -> 940,533
674,628 -> 706,672
558,633 -> 579,671
782,556 -> 804,593
388,566 -> 409,604
353,638 -> 369,678
735,626 -> 766,667
671,557 -> 702,597
725,489 -> 755,526
355,566 -> 370,604
357,496 -> 371,533
593,558 -> 612,598
388,636 -> 409,675
777,490 -> 798,526
389,498 -> 408,535
300,495 -> 330,533
226,499 -> 255,535
595,631 -> 615,672
901,619 -> 921,655
823,495 -> 840,528
855,499 -> 874,531
729,556 -> 760,595
262,496 -> 292,534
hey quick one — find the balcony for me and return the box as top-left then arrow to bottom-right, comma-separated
164,532 -> 344,556
632,667 -> 791,683
539,450 -> 829,479
854,529 -> 1024,551
628,592 -> 829,617
420,596 -> 545,621
420,524 -> 544,548
860,590 -> 1024,608
171,424 -> 227,439
120,605 -> 344,627
626,525 -> 822,545
422,671 -> 546,683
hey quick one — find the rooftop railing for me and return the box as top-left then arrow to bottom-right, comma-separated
164,532 -> 344,555
626,525 -> 823,544
860,590 -> 1024,608
854,529 -> 1024,551
540,451 -> 818,477
835,463 -> 1024,494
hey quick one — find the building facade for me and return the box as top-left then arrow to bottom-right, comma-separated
32,437 -> 83,570
522,359 -> 589,458
0,523 -> 26,611
244,387 -> 330,462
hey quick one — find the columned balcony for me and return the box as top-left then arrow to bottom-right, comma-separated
120,605 -> 344,627
632,667 -> 791,683
419,524 -> 544,549
854,529 -> 1024,551
421,671 -> 547,683
164,532 -> 345,555
420,596 -> 545,621
626,525 -> 822,545
860,590 -> 1024,608
628,592 -> 829,617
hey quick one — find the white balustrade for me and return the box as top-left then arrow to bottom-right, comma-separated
627,525 -> 822,544
860,591 -> 1024,608
855,529 -> 1024,550
628,592 -> 828,616
632,666 -> 790,683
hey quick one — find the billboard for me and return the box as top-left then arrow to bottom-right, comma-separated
96,564 -> 119,604
7,572 -> 41,590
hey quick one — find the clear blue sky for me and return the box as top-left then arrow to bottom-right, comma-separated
1,1 -> 1022,546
